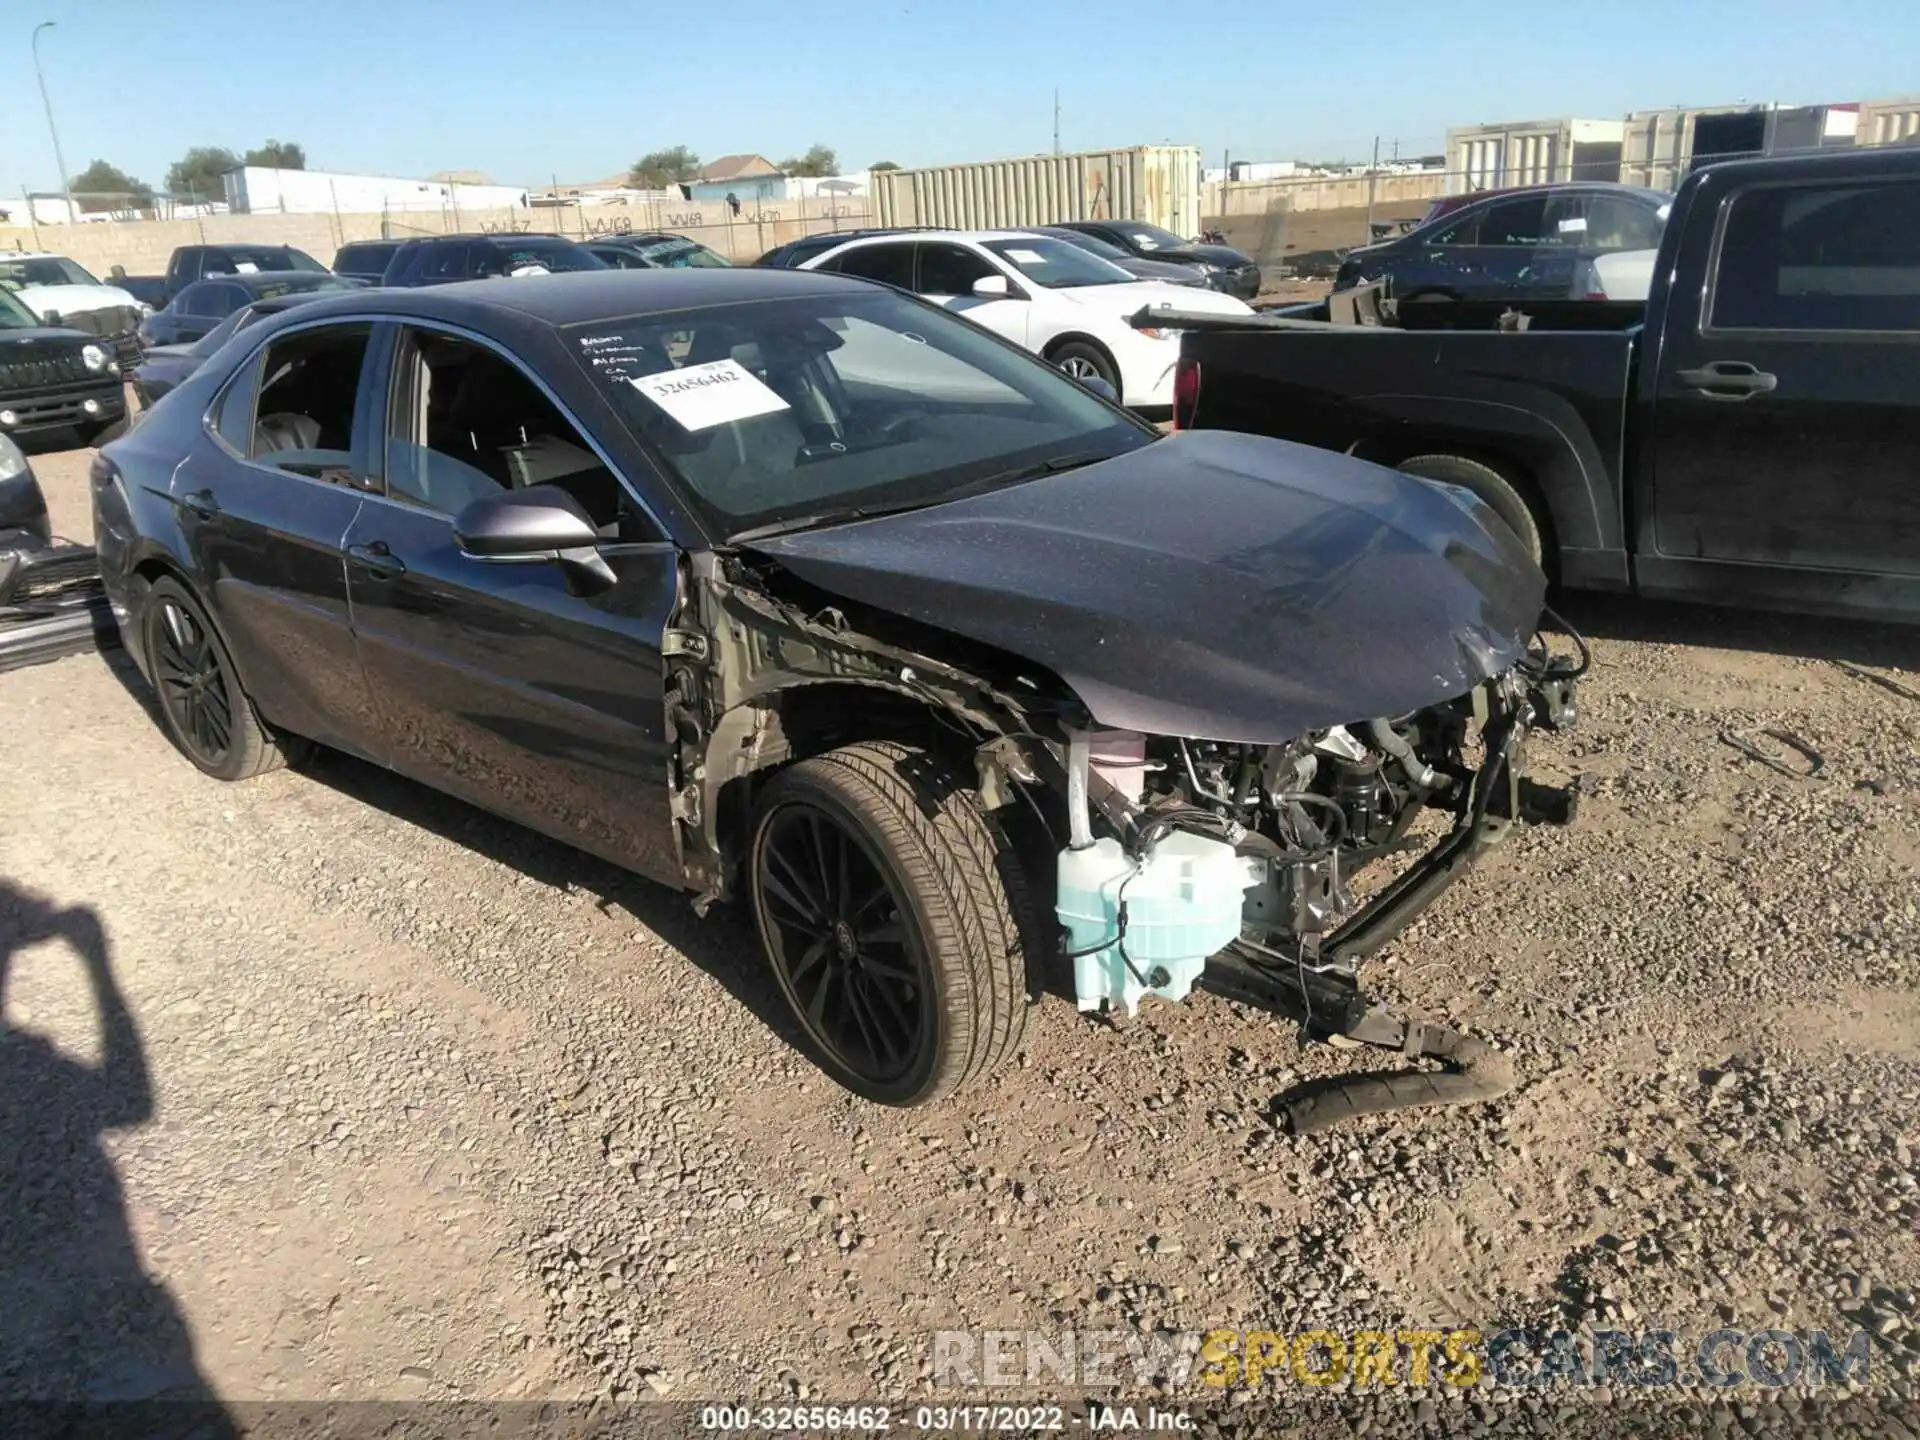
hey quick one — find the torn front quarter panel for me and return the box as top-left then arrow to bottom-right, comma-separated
743,431 -> 1546,745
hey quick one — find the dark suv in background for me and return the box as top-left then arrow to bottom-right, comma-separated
332,240 -> 402,282
1334,182 -> 1672,301
379,233 -> 606,286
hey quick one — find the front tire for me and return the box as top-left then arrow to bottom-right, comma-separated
1049,340 -> 1119,395
142,576 -> 301,781
749,741 -> 1028,1107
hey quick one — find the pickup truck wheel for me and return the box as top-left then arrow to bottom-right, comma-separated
1395,454 -> 1545,566
1049,340 -> 1118,393
749,740 -> 1028,1107
142,576 -> 304,781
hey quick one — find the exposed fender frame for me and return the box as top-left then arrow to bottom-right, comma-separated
669,551 -> 1049,908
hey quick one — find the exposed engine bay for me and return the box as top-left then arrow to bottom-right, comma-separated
671,532 -> 1586,1131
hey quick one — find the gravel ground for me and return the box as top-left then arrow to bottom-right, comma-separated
4,442 -> 1919,1434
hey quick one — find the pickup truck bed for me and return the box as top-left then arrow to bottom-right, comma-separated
1158,144 -> 1920,623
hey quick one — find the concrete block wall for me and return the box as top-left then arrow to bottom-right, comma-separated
0,195 -> 879,276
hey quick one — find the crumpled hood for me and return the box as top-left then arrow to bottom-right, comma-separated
18,283 -> 141,318
750,431 -> 1545,743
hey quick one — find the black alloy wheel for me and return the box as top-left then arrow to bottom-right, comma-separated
748,741 -> 1028,1107
756,800 -> 931,1088
141,576 -> 301,781
152,592 -> 234,766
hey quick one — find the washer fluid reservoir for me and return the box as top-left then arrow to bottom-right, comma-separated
1056,830 -> 1254,1015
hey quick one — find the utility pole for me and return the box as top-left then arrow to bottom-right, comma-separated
1365,134 -> 1380,233
1053,90 -> 1061,155
32,22 -> 77,224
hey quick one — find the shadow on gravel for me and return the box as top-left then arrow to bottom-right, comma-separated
0,879 -> 235,1437
1557,592 -> 1920,671
97,645 -> 809,1053
293,747 -> 806,1044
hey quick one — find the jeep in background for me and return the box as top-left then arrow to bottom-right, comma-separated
0,283 -> 126,449
0,251 -> 148,366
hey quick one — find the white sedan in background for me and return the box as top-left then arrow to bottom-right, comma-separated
799,230 -> 1252,410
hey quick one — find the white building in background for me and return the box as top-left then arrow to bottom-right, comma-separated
221,166 -> 530,215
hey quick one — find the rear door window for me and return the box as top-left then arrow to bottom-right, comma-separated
1587,196 -> 1664,251
823,243 -> 916,289
1711,179 -> 1920,333
424,244 -> 470,281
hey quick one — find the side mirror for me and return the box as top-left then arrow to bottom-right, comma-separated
43,309 -> 63,327
1078,375 -> 1119,404
971,274 -> 1014,299
454,486 -> 615,596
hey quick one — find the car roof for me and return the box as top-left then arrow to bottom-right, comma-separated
1435,181 -> 1670,207
822,228 -> 1046,247
191,241 -> 314,253
275,266 -> 873,328
336,238 -> 399,249
392,232 -> 581,247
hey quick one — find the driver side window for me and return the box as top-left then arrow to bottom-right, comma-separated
915,244 -> 996,297
385,329 -> 655,540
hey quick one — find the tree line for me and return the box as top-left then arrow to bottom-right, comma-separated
627,145 -> 902,189
63,141 -> 307,210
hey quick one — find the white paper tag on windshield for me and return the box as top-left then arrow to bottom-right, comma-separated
630,359 -> 790,431
234,261 -> 259,274
1005,248 -> 1045,265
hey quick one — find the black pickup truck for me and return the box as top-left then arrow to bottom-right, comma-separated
1157,145 -> 1920,623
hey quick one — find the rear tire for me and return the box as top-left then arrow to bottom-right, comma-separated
142,576 -> 304,781
1395,453 -> 1545,567
749,740 -> 1028,1107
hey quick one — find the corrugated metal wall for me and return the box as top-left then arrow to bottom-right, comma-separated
1864,102 -> 1920,145
875,146 -> 1202,235
1446,123 -> 1572,192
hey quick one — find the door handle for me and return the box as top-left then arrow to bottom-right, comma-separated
179,488 -> 219,518
346,540 -> 407,579
1676,361 -> 1778,401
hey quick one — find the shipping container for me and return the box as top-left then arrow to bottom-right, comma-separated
1443,119 -> 1625,194
1619,104 -> 1857,189
873,146 -> 1202,236
1859,97 -> 1920,146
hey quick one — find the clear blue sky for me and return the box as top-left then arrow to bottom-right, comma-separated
4,0 -> 1912,195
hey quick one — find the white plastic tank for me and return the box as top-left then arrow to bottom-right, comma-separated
1057,830 -> 1255,1015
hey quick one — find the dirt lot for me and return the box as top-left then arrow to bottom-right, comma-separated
5,440 -> 1920,1429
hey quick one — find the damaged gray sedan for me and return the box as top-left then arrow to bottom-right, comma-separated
92,269 -> 1582,1126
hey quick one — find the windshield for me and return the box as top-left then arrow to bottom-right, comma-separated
1047,230 -> 1132,263
632,236 -> 730,269
0,255 -> 102,289
1117,224 -> 1191,253
983,237 -> 1136,289
571,289 -> 1147,537
0,288 -> 38,329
